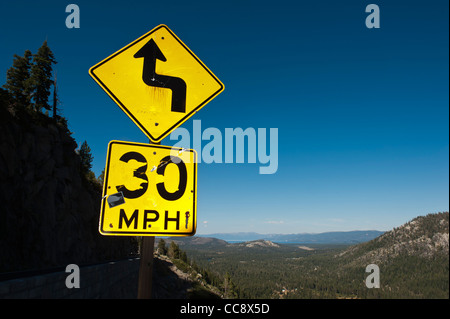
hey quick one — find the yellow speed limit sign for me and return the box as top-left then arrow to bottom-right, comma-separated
99,141 -> 197,236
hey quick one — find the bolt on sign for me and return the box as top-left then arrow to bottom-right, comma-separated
89,24 -> 224,143
99,141 -> 197,236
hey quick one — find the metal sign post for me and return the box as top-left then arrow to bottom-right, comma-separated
137,139 -> 158,300
137,236 -> 155,299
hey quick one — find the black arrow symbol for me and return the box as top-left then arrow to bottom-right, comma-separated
134,38 -> 187,113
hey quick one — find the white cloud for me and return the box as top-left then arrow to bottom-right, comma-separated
264,220 -> 284,224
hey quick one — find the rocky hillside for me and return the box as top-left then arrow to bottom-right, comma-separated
236,240 -> 280,248
152,253 -> 221,299
338,212 -> 449,265
331,212 -> 449,298
0,107 -> 137,273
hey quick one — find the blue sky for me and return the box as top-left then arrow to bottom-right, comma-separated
1,0 -> 448,234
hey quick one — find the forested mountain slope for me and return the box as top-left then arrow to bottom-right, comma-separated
173,212 -> 449,298
0,43 -> 138,272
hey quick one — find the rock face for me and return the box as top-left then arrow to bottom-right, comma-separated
152,253 -> 222,299
337,212 -> 449,265
0,109 -> 138,273
237,240 -> 280,248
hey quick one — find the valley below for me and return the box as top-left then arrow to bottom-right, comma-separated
165,212 -> 449,299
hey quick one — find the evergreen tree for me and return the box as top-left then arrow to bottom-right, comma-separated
52,71 -> 60,119
0,88 -> 12,110
79,140 -> 93,175
180,251 -> 188,263
29,41 -> 56,112
97,168 -> 105,186
224,272 -> 238,299
3,50 -> 33,111
168,241 -> 180,259
157,239 -> 167,255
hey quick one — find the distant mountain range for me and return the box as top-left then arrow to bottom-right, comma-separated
196,230 -> 384,244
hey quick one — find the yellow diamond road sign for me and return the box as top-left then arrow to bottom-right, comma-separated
100,141 -> 197,236
89,24 -> 224,143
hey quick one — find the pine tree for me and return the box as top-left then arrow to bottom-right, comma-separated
29,41 -> 56,112
3,50 -> 33,111
157,239 -> 167,255
180,251 -> 188,263
224,272 -> 238,299
79,140 -> 93,175
0,88 -> 12,110
52,71 -> 60,119
168,241 -> 180,259
97,168 -> 105,186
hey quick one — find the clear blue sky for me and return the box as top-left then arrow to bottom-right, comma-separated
1,0 -> 448,234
